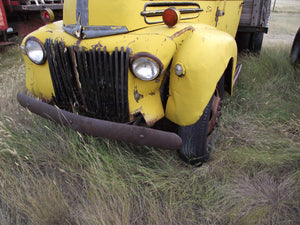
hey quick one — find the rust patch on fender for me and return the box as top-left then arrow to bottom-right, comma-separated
169,26 -> 195,40
91,42 -> 103,49
40,93 -> 52,103
134,86 -> 144,103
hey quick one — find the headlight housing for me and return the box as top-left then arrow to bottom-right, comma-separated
24,37 -> 46,65
131,53 -> 163,81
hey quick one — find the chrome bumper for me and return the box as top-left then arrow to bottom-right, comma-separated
17,93 -> 182,150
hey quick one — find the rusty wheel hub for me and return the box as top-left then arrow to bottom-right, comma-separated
207,89 -> 223,141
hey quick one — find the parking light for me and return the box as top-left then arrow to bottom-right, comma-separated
41,8 -> 55,24
175,64 -> 185,77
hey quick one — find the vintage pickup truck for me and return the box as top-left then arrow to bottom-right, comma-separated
17,0 -> 244,165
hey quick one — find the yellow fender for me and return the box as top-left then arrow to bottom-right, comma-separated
165,24 -> 237,126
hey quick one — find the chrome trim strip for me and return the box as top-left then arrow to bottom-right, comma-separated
141,1 -> 203,24
63,24 -> 128,39
76,0 -> 89,26
141,8 -> 203,17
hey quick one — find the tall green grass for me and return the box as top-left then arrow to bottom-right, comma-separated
0,46 -> 299,224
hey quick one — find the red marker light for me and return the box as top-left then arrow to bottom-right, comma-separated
40,8 -> 55,24
162,8 -> 180,27
44,12 -> 50,20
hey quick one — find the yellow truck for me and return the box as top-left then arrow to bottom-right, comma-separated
18,0 -> 244,165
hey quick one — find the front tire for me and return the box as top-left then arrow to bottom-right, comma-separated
178,76 -> 224,165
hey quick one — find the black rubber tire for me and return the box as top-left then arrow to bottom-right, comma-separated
236,31 -> 264,54
291,27 -> 300,65
178,76 -> 224,165
249,31 -> 264,53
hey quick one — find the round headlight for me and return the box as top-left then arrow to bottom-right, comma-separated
131,56 -> 160,81
25,37 -> 46,65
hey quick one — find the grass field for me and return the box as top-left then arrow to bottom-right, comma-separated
271,0 -> 300,13
0,2 -> 300,225
264,0 -> 300,46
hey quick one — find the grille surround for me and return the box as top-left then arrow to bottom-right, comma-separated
45,39 -> 130,123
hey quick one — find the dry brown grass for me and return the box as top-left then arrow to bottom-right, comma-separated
230,172 -> 299,225
264,0 -> 300,47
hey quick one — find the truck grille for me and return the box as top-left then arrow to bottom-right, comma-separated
45,39 -> 130,123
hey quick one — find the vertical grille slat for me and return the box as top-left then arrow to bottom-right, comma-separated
87,49 -> 97,113
114,47 -> 120,119
103,47 -> 109,119
63,46 -> 81,107
81,47 -> 93,112
77,49 -> 89,110
97,48 -> 104,118
53,41 -> 68,102
92,48 -> 101,114
45,39 -> 129,123
53,42 -> 69,105
56,42 -> 75,106
120,47 -> 125,119
109,50 -> 115,119
69,47 -> 86,108
124,48 -> 130,122
75,48 -> 87,109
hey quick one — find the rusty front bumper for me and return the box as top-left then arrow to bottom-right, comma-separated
17,93 -> 182,150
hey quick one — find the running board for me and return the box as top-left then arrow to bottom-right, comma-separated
233,63 -> 242,86
0,41 -> 15,47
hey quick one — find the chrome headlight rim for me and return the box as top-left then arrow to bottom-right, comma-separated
130,52 -> 163,81
24,36 -> 46,65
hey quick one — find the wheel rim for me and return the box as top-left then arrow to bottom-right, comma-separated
207,88 -> 222,144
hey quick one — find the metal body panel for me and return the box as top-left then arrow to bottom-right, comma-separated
63,0 -> 243,39
165,23 -> 237,126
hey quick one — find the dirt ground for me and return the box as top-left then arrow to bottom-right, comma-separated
263,0 -> 300,48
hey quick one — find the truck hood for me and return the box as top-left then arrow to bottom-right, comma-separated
63,0 -> 203,39
63,0 -> 151,39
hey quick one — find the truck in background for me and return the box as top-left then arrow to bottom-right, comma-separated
0,0 -> 9,45
236,0 -> 271,52
0,0 -> 63,45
